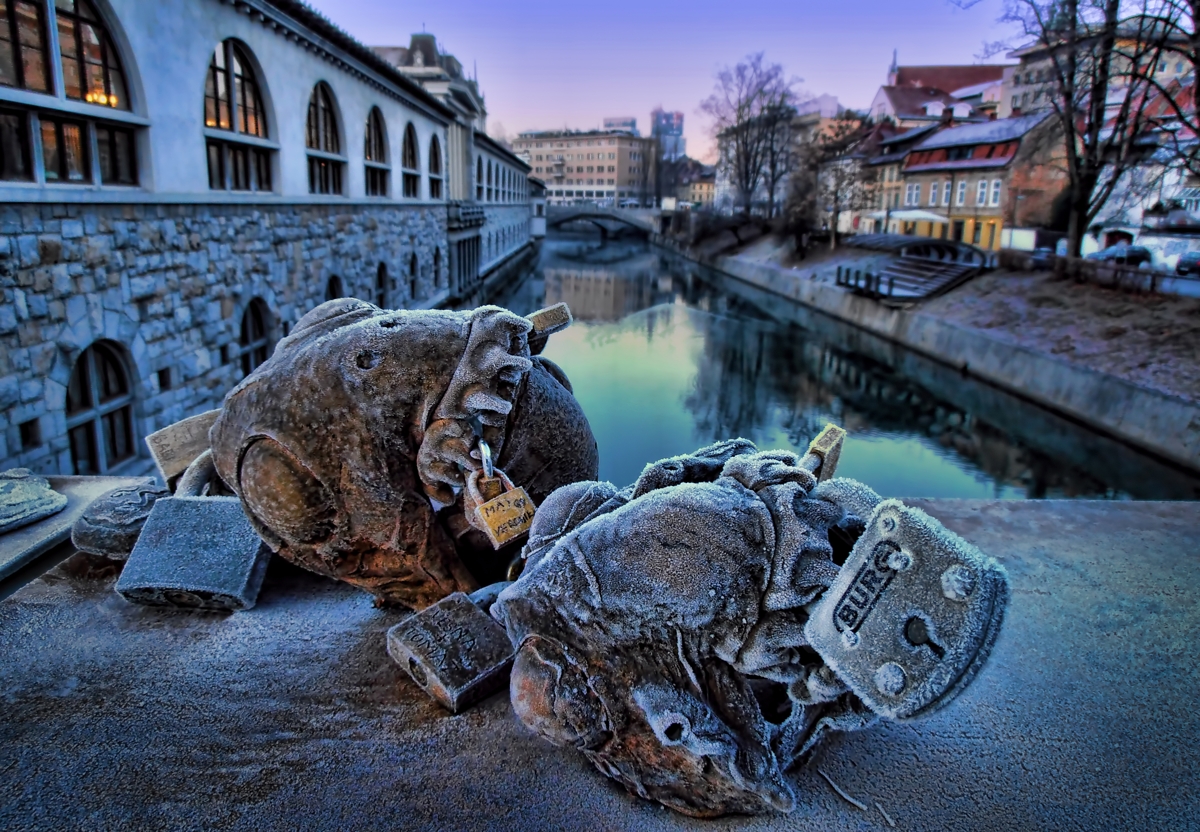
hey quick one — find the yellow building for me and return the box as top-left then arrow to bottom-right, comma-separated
677,173 -> 715,206
882,113 -> 1066,250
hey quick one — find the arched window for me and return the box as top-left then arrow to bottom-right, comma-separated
325,274 -> 343,301
57,0 -> 128,108
408,252 -> 418,300
0,0 -> 138,186
66,341 -> 135,474
364,106 -> 388,197
205,40 -> 271,192
0,2 -> 50,93
475,156 -> 483,201
375,263 -> 388,307
486,160 -> 493,202
428,135 -> 442,200
306,83 -> 343,195
239,299 -> 271,377
401,123 -> 419,198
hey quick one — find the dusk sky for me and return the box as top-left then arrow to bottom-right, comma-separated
306,0 -> 1021,162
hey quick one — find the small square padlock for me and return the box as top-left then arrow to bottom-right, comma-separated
467,468 -> 537,550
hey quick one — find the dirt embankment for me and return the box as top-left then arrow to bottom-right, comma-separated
922,271 -> 1200,405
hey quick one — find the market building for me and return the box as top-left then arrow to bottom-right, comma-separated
0,0 -> 533,477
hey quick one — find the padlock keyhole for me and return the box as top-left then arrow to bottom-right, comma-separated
409,658 -> 428,687
904,616 -> 945,659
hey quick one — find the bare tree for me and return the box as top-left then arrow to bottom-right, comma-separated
701,53 -> 796,215
761,97 -> 798,218
787,115 -> 875,249
991,0 -> 1180,255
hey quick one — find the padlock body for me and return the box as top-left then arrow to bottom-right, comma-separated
476,486 -> 536,549
386,592 -> 515,713
115,496 -> 271,611
804,499 -> 1008,720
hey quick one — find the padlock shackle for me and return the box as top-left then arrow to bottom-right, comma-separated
176,449 -> 217,497
477,439 -> 494,480
465,467 -> 516,505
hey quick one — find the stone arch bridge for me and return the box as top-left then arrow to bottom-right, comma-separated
546,206 -> 662,237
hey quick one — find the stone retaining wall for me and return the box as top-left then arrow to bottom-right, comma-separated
0,201 -> 447,475
652,234 -> 1200,473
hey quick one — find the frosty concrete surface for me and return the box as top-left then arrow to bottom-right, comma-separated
1,499 -> 1197,831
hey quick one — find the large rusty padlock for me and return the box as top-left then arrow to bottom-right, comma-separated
386,589 -> 515,713
803,498 -> 1008,720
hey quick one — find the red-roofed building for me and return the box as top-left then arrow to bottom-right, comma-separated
888,64 -> 1012,92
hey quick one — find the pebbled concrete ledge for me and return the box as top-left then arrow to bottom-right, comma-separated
0,499 -> 1197,831
653,236 -> 1200,474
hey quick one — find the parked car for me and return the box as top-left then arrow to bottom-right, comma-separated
1028,247 -> 1055,269
1176,251 -> 1200,275
1086,244 -> 1152,266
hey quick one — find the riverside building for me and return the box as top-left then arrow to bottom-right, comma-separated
0,0 -> 534,477
512,129 -> 656,206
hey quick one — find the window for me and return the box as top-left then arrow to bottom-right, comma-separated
374,263 -> 388,307
991,179 -> 1002,206
929,182 -> 939,206
977,180 -> 988,205
401,122 -> 419,198
239,298 -> 271,377
486,159 -> 492,201
476,156 -> 483,200
205,41 -> 270,192
408,251 -> 418,300
956,180 -> 967,206
433,247 -> 442,289
41,114 -> 87,182
943,181 -> 951,206
306,82 -> 343,195
0,0 -> 50,92
66,341 -> 135,474
325,274 -> 343,301
0,106 -> 31,180
56,0 -> 127,108
364,106 -> 388,197
95,121 -> 133,184
428,135 -> 442,199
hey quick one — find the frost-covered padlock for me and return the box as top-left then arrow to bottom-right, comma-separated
465,462 -> 537,550
804,498 -> 1008,720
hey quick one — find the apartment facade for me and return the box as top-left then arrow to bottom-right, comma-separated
512,129 -> 656,206
677,173 -> 715,206
893,113 -> 1066,249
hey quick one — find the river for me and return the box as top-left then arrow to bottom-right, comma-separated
481,232 -> 1200,500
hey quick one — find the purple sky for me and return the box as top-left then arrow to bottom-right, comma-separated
306,0 -> 1018,162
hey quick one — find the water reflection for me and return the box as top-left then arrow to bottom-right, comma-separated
490,234 -> 1200,500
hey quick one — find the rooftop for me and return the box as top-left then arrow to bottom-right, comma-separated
891,64 -> 1013,91
913,112 -> 1052,150
262,1 -> 454,122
